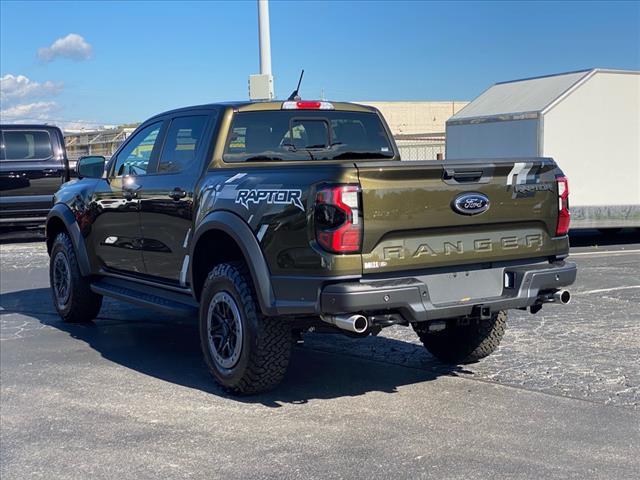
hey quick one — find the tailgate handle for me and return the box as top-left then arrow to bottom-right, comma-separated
444,169 -> 484,183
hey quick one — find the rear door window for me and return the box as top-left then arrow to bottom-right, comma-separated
223,110 -> 393,162
2,130 -> 54,160
157,115 -> 208,173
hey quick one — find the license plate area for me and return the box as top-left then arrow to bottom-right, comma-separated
422,268 -> 504,305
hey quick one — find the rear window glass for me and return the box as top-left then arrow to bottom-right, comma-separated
2,130 -> 54,160
223,110 -> 393,162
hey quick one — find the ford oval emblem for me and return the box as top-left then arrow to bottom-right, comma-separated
452,192 -> 490,216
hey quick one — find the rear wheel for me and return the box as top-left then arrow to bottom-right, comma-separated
199,262 -> 292,395
49,232 -> 102,323
414,311 -> 507,364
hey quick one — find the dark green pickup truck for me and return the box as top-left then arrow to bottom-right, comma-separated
46,100 -> 576,394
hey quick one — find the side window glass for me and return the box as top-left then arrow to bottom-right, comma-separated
112,122 -> 162,177
158,116 -> 207,173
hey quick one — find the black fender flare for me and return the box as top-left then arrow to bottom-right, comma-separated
46,204 -> 92,277
189,211 -> 276,316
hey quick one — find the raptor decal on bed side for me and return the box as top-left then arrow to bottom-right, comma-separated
235,189 -> 304,211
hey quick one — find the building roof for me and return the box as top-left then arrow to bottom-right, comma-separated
449,68 -> 639,124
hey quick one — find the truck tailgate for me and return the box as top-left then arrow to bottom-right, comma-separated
355,158 -> 566,275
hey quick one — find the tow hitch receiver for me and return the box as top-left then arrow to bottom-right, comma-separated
473,305 -> 492,320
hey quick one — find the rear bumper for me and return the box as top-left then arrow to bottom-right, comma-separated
320,260 -> 577,323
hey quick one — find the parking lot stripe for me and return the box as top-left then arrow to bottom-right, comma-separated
571,249 -> 640,257
576,285 -> 640,295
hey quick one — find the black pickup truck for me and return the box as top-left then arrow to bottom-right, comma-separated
0,124 -> 71,227
46,100 -> 576,394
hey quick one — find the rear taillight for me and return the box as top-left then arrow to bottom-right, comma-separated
315,185 -> 362,253
556,176 -> 570,236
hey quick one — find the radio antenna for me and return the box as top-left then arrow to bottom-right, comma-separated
287,69 -> 304,101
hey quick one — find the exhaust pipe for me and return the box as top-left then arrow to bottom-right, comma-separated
533,289 -> 572,312
321,314 -> 369,334
553,289 -> 571,305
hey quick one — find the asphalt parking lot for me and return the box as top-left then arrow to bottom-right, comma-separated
1,229 -> 639,479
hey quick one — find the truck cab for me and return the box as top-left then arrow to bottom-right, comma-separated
0,124 -> 70,227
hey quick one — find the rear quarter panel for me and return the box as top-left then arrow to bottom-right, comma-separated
197,162 -> 362,277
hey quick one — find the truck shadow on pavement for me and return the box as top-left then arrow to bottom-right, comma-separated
568,228 -> 640,247
1,287 -> 460,407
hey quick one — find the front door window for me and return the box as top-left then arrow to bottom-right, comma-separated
112,122 -> 162,177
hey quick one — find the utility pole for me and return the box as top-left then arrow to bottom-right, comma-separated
249,0 -> 275,100
258,0 -> 272,77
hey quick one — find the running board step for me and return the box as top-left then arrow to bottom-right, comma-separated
91,278 -> 198,316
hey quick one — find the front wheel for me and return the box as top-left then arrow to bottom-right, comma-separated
414,311 -> 507,364
49,232 -> 103,323
199,262 -> 292,395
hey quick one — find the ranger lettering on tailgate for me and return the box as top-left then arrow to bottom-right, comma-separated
381,233 -> 544,261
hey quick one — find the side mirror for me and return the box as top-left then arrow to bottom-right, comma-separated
77,155 -> 106,179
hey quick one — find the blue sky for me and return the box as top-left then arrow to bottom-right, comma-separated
1,0 -> 638,127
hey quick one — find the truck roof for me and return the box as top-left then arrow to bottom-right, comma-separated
0,124 -> 63,131
149,100 -> 378,120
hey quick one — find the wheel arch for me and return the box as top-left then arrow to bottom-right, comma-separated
190,211 -> 276,315
45,204 -> 91,277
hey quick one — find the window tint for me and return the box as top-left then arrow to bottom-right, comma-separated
223,111 -> 393,163
158,116 -> 207,173
112,122 -> 162,177
2,130 -> 54,160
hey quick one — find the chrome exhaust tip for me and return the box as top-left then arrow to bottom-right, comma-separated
321,314 -> 369,334
553,289 -> 571,305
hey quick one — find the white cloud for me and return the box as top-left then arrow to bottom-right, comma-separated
0,72 -> 98,128
0,101 -> 59,122
37,33 -> 93,62
0,74 -> 63,106
0,73 -> 63,124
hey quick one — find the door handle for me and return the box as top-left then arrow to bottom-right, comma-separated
443,169 -> 485,184
123,190 -> 138,201
168,187 -> 187,201
43,168 -> 59,176
122,181 -> 141,200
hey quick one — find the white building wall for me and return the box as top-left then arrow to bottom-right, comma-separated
542,71 -> 640,208
359,101 -> 468,135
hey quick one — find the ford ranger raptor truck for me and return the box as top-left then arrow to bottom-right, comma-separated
46,100 -> 576,394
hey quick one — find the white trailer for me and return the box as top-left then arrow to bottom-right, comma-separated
446,69 -> 640,229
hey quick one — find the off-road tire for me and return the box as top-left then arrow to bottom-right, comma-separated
49,232 -> 102,323
414,311 -> 507,364
199,262 -> 292,395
